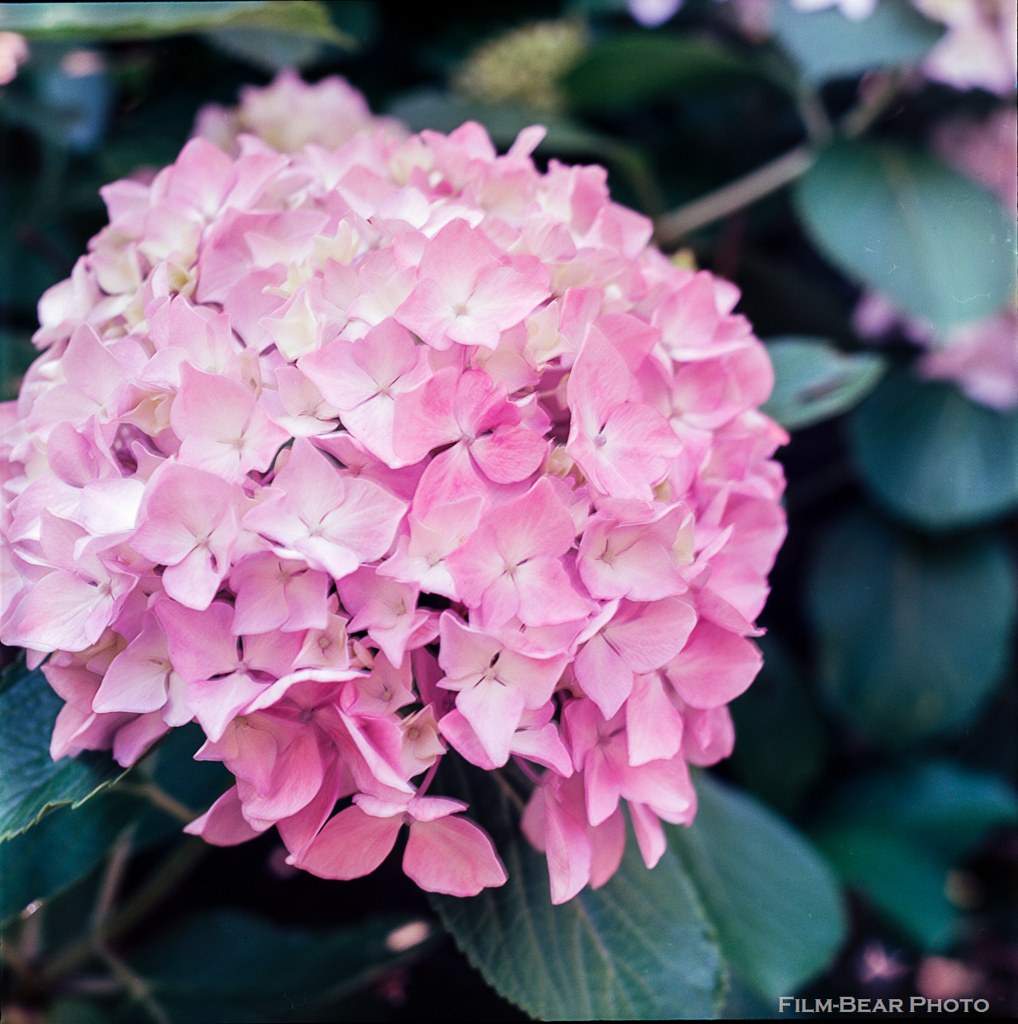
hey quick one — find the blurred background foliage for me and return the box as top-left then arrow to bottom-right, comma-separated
1,1 -> 1015,1020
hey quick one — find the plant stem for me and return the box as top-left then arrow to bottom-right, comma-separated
651,72 -> 898,249
95,940 -> 171,1024
41,837 -> 207,983
491,768 -> 526,814
653,144 -> 815,248
841,69 -> 901,139
91,824 -> 137,931
115,780 -> 197,825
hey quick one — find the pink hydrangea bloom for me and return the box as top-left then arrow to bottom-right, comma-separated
1,79 -> 787,903
193,68 -> 407,155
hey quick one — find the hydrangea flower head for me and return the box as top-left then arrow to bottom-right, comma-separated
1,75 -> 787,902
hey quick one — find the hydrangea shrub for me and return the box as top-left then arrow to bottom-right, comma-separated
0,76 -> 786,904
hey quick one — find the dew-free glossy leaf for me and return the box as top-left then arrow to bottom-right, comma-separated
0,659 -> 126,841
429,758 -> 725,1020
795,142 -> 1014,335
669,773 -> 846,1001
808,509 -> 1017,745
772,0 -> 943,84
848,368 -> 1018,530
763,336 -> 885,429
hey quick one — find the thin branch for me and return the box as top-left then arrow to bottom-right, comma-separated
490,768 -> 526,814
42,837 -> 208,983
115,780 -> 196,825
94,940 -> 171,1024
91,824 -> 137,931
840,69 -> 902,139
653,144 -> 815,248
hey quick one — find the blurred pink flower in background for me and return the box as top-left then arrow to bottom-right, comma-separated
854,100 -> 1017,411
0,31 -> 28,85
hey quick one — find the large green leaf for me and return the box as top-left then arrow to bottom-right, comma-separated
0,791 -> 140,923
812,761 -> 1017,950
848,368 -> 1018,531
124,909 -> 434,1023
772,0 -> 943,84
562,32 -> 774,111
0,658 -> 127,840
763,336 -> 885,430
429,758 -> 725,1020
729,636 -> 830,816
811,825 -> 957,950
817,762 -> 1018,865
795,142 -> 1014,335
0,2 -> 352,45
808,509 -> 1017,745
669,773 -> 845,1001
202,28 -> 328,71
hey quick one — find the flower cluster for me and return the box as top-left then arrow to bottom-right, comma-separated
0,77 -> 786,902
193,67 -> 406,155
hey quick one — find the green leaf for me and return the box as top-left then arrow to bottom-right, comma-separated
669,773 -> 846,1002
811,762 -> 1017,950
763,336 -> 886,430
848,368 -> 1018,530
202,28 -> 328,71
126,909 -> 434,1023
811,825 -> 957,950
0,658 -> 127,841
0,2 -> 353,45
0,791 -> 140,923
771,0 -> 943,84
729,636 -> 830,816
794,142 -> 1015,335
816,761 -> 1018,865
808,508 -> 1017,745
429,758 -> 725,1020
562,32 -> 775,111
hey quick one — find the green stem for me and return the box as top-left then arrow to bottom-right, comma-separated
651,71 -> 899,249
491,767 -> 526,814
95,941 -> 172,1024
115,780 -> 197,825
653,144 -> 815,248
840,69 -> 901,139
91,824 -> 137,931
41,837 -> 208,983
